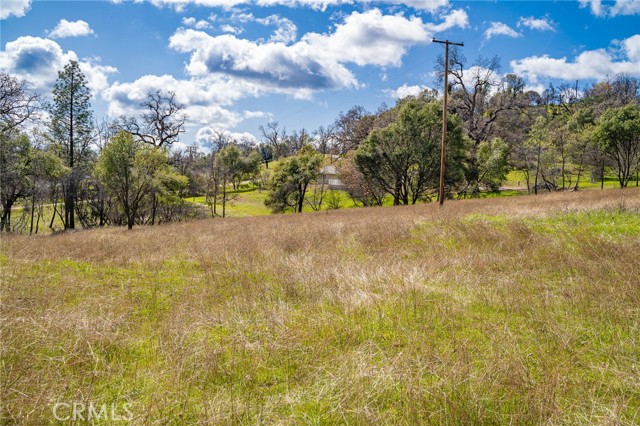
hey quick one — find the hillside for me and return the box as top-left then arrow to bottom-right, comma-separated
2,188 -> 640,425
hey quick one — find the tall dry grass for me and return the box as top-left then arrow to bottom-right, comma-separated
1,188 -> 639,425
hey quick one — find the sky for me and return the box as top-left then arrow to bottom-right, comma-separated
1,0 -> 639,151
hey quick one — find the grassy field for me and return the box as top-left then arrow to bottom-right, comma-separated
504,169 -> 630,191
2,188 -> 640,425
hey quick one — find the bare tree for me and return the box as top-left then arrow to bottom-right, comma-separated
0,73 -> 39,133
286,128 -> 311,155
208,128 -> 233,153
313,125 -> 336,156
332,106 -> 375,156
259,121 -> 287,159
119,90 -> 186,148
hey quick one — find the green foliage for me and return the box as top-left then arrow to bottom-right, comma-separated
355,99 -> 464,205
594,104 -> 640,188
476,137 -> 509,192
0,130 -> 31,231
48,60 -> 94,229
265,145 -> 322,213
49,60 -> 94,170
95,131 -> 169,229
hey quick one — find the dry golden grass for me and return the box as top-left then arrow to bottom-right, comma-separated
1,188 -> 640,425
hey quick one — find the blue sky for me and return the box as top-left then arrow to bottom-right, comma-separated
2,0 -> 639,150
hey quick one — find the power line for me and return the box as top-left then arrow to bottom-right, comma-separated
433,38 -> 463,206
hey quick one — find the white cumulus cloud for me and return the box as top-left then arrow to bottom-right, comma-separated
169,9 -> 430,93
385,83 -> 432,99
510,34 -> 640,82
611,0 -> 640,16
182,16 -> 212,29
0,0 -> 31,19
517,16 -> 555,32
579,0 -> 640,16
0,36 -> 116,92
102,74 -> 268,128
425,9 -> 469,33
48,19 -> 95,38
256,15 -> 297,44
195,126 -> 258,151
144,0 -> 449,13
484,22 -> 521,40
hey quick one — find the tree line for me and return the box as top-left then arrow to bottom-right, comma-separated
1,53 -> 639,232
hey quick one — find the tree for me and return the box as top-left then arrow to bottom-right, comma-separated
437,52 -> 526,193
476,138 -> 509,193
257,143 -> 273,168
265,145 -> 322,213
284,128 -> 312,156
524,116 -> 558,194
96,131 -> 167,229
28,146 -> 67,234
207,145 -> 243,218
0,73 -> 39,133
338,151 -> 385,207
49,60 -> 94,230
259,121 -> 287,159
594,104 -> 640,188
119,90 -> 186,148
333,106 -> 375,156
0,130 -> 31,232
355,100 -> 465,205
313,125 -> 336,156
584,74 -> 640,113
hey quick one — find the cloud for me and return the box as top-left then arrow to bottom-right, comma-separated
144,0 -> 449,13
226,12 -> 297,43
48,19 -> 95,38
102,74 -> 267,128
0,0 -> 31,19
256,15 -> 297,44
221,24 -> 243,34
517,16 -> 555,32
579,0 -> 640,16
378,0 -> 448,13
181,16 -> 212,29
195,126 -> 258,151
578,0 -> 604,16
169,30 -> 357,91
425,9 -> 469,33
169,9 -> 430,93
610,0 -> 640,16
385,83 -> 432,99
0,36 -> 116,92
510,34 -> 640,82
484,22 -> 521,40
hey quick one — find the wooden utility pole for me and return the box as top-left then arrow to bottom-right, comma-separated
433,39 -> 463,206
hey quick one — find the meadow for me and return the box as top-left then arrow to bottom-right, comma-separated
2,188 -> 640,425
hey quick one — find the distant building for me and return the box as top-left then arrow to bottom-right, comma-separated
319,164 -> 343,189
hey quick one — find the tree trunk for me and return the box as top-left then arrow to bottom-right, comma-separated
50,197 -> 58,229
0,201 -> 12,232
30,192 -> 36,234
151,191 -> 157,225
35,206 -> 41,234
222,176 -> 227,218
68,71 -> 75,230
